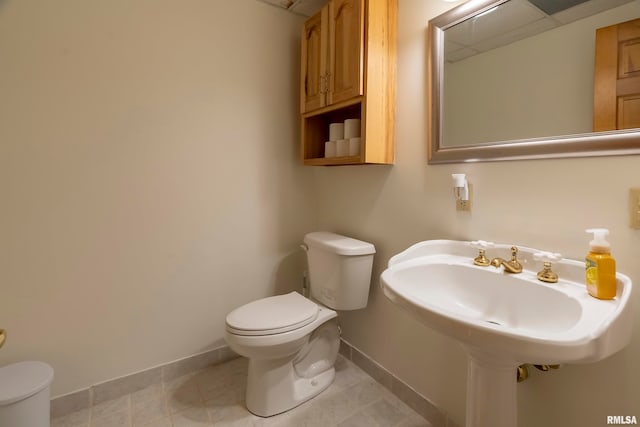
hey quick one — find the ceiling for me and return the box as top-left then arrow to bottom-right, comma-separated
255,0 -> 637,59
256,0 -> 327,16
443,0 -> 636,62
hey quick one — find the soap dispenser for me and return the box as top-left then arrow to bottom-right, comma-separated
585,228 -> 617,300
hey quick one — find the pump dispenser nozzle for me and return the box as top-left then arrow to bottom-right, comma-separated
586,228 -> 611,253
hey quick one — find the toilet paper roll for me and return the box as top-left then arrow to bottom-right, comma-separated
336,139 -> 349,156
329,123 -> 344,141
348,137 -> 361,156
344,118 -> 361,139
324,141 -> 337,158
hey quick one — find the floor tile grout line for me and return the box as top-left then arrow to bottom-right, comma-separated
128,394 -> 132,427
194,371 -> 214,426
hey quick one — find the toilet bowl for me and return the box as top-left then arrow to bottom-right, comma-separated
0,361 -> 54,427
225,232 -> 375,417
225,291 -> 340,417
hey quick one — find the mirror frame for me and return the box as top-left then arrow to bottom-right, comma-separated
427,0 -> 640,164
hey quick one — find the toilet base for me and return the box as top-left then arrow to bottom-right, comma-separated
0,361 -> 53,427
246,356 -> 335,417
225,303 -> 340,417
0,385 -> 50,427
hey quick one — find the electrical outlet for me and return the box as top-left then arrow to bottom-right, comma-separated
456,199 -> 470,211
631,188 -> 640,229
455,181 -> 471,211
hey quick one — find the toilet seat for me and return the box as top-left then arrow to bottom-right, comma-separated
226,292 -> 319,336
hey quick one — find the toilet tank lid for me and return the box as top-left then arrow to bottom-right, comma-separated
304,232 -> 375,256
0,361 -> 54,406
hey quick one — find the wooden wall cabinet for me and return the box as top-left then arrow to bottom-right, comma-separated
300,0 -> 397,166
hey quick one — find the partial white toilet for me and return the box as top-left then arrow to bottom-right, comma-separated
224,231 -> 375,417
0,361 -> 54,427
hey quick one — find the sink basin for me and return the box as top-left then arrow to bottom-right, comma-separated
381,240 -> 632,364
381,240 -> 633,427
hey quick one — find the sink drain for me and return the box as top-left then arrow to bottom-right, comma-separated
485,320 -> 501,326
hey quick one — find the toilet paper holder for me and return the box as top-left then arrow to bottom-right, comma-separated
0,329 -> 6,349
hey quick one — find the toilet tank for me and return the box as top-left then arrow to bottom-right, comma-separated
303,232 -> 375,310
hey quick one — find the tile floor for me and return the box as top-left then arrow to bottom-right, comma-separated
51,355 -> 431,427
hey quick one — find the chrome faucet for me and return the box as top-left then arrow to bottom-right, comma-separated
490,246 -> 523,274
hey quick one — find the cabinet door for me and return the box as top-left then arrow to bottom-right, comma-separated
301,7 -> 328,113
328,0 -> 363,105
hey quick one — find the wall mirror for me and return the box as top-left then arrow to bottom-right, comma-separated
427,0 -> 640,163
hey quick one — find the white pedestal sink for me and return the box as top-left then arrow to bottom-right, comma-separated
380,240 -> 633,427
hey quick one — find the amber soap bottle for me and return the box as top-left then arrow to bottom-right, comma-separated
585,228 -> 617,300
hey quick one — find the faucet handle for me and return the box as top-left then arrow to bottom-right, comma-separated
534,251 -> 562,283
470,240 -> 494,266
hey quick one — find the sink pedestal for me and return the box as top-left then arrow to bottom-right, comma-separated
466,349 -> 517,427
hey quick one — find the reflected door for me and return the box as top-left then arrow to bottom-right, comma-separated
594,17 -> 640,131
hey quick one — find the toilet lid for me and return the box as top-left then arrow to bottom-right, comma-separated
226,291 -> 319,336
0,361 -> 54,406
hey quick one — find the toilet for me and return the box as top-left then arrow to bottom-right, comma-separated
0,361 -> 54,427
224,231 -> 375,417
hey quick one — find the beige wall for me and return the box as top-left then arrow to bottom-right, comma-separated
0,0 -> 314,396
2,0 -> 640,426
315,1 -> 640,426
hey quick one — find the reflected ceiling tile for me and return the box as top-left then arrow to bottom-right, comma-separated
552,0 -> 637,24
442,0 -> 637,61
445,38 -> 466,52
445,0 -> 546,45
446,47 -> 480,62
472,17 -> 557,52
528,0 -> 590,15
